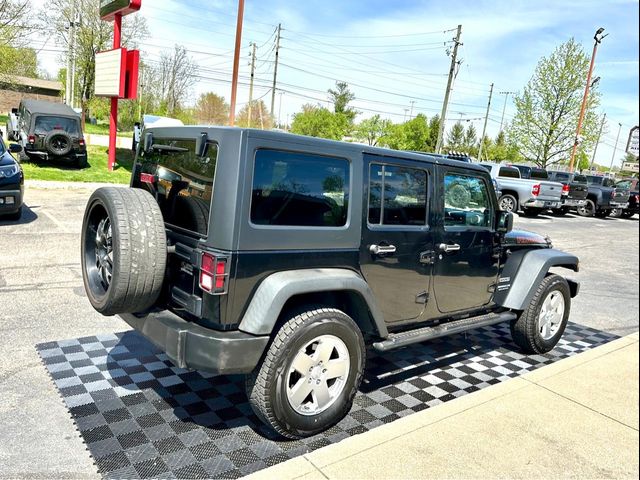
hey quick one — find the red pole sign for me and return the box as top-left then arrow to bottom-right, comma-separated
108,13 -> 123,172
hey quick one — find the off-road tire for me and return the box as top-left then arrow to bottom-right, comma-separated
576,199 -> 596,217
45,131 -> 73,157
498,194 -> 518,213
510,274 -> 571,354
245,308 -> 365,439
81,187 -> 167,316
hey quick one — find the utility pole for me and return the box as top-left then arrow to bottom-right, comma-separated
569,27 -> 607,172
498,91 -> 516,132
589,113 -> 607,170
409,100 -> 417,119
278,91 -> 284,127
247,42 -> 257,127
229,0 -> 245,126
478,83 -> 494,161
65,0 -> 77,107
435,24 -> 462,154
610,122 -> 623,171
270,23 -> 282,117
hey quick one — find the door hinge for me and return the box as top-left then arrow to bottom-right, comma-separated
419,251 -> 436,265
415,291 -> 430,305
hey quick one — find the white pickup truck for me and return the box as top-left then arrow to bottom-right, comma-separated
480,163 -> 564,217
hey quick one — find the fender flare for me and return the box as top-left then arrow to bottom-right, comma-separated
238,268 -> 388,337
494,248 -> 579,311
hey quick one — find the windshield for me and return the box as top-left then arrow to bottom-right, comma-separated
34,116 -> 80,135
133,138 -> 219,237
616,180 -> 633,190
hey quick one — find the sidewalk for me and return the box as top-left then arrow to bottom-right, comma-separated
248,333 -> 639,480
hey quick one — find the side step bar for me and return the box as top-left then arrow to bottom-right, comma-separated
372,311 -> 517,352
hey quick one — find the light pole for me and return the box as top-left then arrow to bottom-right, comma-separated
568,27 -> 607,173
499,91 -> 516,132
590,113 -> 606,171
610,122 -> 623,171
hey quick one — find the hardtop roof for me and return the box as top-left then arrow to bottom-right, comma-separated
21,99 -> 80,117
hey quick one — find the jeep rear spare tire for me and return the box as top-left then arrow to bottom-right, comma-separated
81,187 -> 167,316
245,308 -> 365,439
45,131 -> 73,157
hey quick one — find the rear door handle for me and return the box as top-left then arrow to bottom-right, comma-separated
370,244 -> 397,255
439,243 -> 461,253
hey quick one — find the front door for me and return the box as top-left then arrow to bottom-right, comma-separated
433,168 -> 500,313
360,155 -> 435,324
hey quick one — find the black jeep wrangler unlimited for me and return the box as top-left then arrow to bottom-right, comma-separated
81,127 -> 580,439
8,99 -> 88,168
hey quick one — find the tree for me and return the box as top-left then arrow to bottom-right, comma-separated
155,45 -> 198,116
328,81 -> 358,125
0,0 -> 37,80
508,38 -> 602,169
353,115 -> 392,146
445,121 -> 465,150
382,114 -> 430,151
462,124 -> 478,155
194,93 -> 229,126
50,0 -> 148,116
236,100 -> 273,130
291,104 -> 349,140
425,115 -> 440,151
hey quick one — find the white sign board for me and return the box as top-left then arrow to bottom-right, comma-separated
95,49 -> 125,98
626,126 -> 639,158
622,162 -> 639,173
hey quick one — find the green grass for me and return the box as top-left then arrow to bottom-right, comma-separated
84,122 -> 133,137
20,145 -> 135,184
0,114 -> 8,125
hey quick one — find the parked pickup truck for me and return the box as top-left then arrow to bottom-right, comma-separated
547,171 -> 589,216
480,163 -> 564,217
611,178 -> 639,219
577,175 -> 629,218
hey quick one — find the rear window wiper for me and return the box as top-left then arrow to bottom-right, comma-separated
151,144 -> 189,153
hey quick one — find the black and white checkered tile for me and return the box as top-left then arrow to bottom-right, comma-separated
37,323 -> 615,479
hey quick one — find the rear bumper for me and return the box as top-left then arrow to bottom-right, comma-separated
24,149 -> 87,161
0,187 -> 23,213
561,198 -> 587,207
523,199 -> 561,209
610,202 -> 629,209
119,311 -> 270,375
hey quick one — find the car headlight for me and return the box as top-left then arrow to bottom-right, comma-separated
0,164 -> 20,178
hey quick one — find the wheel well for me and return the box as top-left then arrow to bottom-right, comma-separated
500,189 -> 519,200
275,290 -> 379,340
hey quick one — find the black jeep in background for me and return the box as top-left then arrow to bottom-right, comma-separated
80,127 -> 580,439
6,100 -> 87,168
547,171 -> 589,215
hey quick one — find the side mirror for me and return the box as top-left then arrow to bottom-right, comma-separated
143,132 -> 153,153
11,108 -> 18,114
497,211 -> 514,234
195,132 -> 208,157
9,143 -> 23,154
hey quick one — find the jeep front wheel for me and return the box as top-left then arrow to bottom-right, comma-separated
246,308 -> 365,439
510,274 -> 570,354
81,187 -> 167,316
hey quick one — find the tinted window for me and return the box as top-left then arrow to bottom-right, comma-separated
530,169 -> 549,180
368,164 -> 427,226
251,150 -> 349,227
554,173 -> 570,181
587,176 -> 603,186
574,175 -> 587,184
444,174 -> 493,228
34,116 -> 79,135
499,167 -> 520,178
134,139 -> 218,236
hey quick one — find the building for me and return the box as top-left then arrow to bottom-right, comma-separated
0,76 -> 63,112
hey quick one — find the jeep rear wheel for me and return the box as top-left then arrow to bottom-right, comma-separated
246,308 -> 365,439
510,274 -> 570,354
81,187 -> 167,316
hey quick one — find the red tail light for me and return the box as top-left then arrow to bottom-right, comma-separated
28,135 -> 36,144
79,138 -> 85,146
562,184 -> 570,195
199,252 -> 228,294
532,184 -> 541,197
611,190 -> 617,199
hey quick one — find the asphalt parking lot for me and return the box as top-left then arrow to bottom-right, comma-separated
1,185 -> 638,478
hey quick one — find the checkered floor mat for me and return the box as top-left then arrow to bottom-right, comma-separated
37,322 -> 615,479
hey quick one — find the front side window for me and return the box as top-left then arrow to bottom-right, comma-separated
34,116 -> 80,135
251,149 -> 349,227
444,174 -> 493,228
134,139 -> 218,236
368,164 -> 427,226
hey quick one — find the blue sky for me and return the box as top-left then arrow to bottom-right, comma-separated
35,0 -> 639,167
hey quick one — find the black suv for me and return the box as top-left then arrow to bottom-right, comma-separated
80,127 -> 580,439
8,100 -> 87,168
0,139 -> 24,220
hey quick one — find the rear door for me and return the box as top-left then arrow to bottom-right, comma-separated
360,154 -> 435,324
432,167 -> 500,314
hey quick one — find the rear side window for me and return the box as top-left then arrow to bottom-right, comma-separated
499,167 -> 520,178
251,150 -> 350,227
530,169 -> 548,179
368,164 -> 427,226
134,139 -> 218,237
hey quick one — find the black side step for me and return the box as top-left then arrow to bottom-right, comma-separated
372,311 -> 517,352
